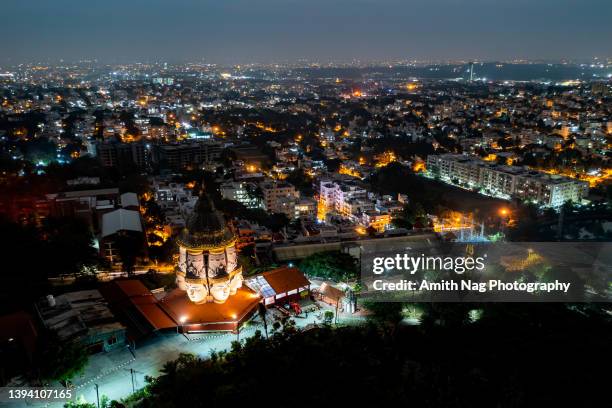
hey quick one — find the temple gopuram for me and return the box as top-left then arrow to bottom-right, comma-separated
175,195 -> 243,304
101,192 -> 311,335
158,193 -> 260,332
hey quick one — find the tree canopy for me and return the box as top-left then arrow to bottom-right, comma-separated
136,303 -> 611,408
34,331 -> 88,384
298,251 -> 358,281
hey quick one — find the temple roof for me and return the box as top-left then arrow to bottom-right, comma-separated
177,192 -> 235,250
160,287 -> 260,325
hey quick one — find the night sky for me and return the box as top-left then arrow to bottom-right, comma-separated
2,0 -> 611,63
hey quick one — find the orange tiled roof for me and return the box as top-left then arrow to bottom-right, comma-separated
159,287 -> 260,325
318,282 -> 345,302
261,267 -> 310,294
101,280 -> 176,330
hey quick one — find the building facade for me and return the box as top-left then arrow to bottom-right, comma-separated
426,154 -> 588,207
155,140 -> 222,171
220,181 -> 262,209
260,181 -> 299,219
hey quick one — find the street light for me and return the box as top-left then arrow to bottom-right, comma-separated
178,315 -> 187,334
94,384 -> 100,408
499,208 -> 510,237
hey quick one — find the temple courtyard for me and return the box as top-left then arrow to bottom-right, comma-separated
65,305 -> 363,407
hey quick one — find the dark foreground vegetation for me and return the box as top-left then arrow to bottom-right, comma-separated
132,303 -> 610,408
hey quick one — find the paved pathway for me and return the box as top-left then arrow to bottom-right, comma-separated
66,312 -> 338,406
4,307 -> 366,407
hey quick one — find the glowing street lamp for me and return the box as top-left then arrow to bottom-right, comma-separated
178,315 -> 187,334
498,208 -> 510,237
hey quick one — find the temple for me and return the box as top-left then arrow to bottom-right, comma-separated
175,194 -> 243,304
102,192 -> 310,335
157,192 -> 260,332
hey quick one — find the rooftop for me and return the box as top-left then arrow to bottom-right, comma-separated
245,267 -> 310,298
159,287 -> 260,326
120,192 -> 140,208
100,280 -> 176,332
35,290 -> 125,342
102,208 -> 143,238
47,187 -> 120,200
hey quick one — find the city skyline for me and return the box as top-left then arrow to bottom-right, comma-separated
0,3 -> 611,406
2,0 -> 612,64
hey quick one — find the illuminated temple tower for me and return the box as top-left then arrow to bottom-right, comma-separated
150,190 -> 308,333
175,193 -> 243,304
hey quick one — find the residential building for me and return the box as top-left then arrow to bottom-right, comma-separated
35,291 -> 127,354
260,181 -> 299,218
220,181 -> 262,209
426,154 -> 589,207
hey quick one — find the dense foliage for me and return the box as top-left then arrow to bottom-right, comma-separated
35,331 -> 89,384
299,250 -> 358,281
0,217 -> 99,310
137,303 -> 611,407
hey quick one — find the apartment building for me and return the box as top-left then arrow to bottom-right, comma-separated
426,154 -> 588,207
319,180 -> 390,230
97,141 -> 149,168
260,181 -> 299,219
220,181 -> 262,209
155,140 -> 222,171
319,180 -> 368,217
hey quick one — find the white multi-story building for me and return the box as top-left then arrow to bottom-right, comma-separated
319,180 -> 390,231
426,154 -> 588,207
220,181 -> 262,209
260,181 -> 299,219
319,180 -> 368,217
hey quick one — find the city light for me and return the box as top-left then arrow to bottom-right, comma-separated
1,10 -> 611,404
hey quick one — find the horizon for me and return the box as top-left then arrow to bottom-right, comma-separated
2,58 -> 611,68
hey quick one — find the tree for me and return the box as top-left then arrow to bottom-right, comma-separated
264,213 -> 290,232
138,304 -> 611,408
258,303 -> 269,339
323,311 -> 334,325
118,174 -> 150,195
324,158 -> 342,172
245,183 -> 263,201
299,251 -> 358,281
114,232 -> 144,275
366,225 -> 377,237
419,303 -> 471,330
21,137 -> 57,165
41,217 -> 99,277
403,202 -> 427,225
286,169 -> 314,196
35,331 -> 88,384
64,401 -> 97,408
391,217 -> 412,229
363,301 -> 404,333
148,237 -> 176,265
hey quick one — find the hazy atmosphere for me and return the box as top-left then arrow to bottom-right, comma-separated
2,0 -> 611,63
